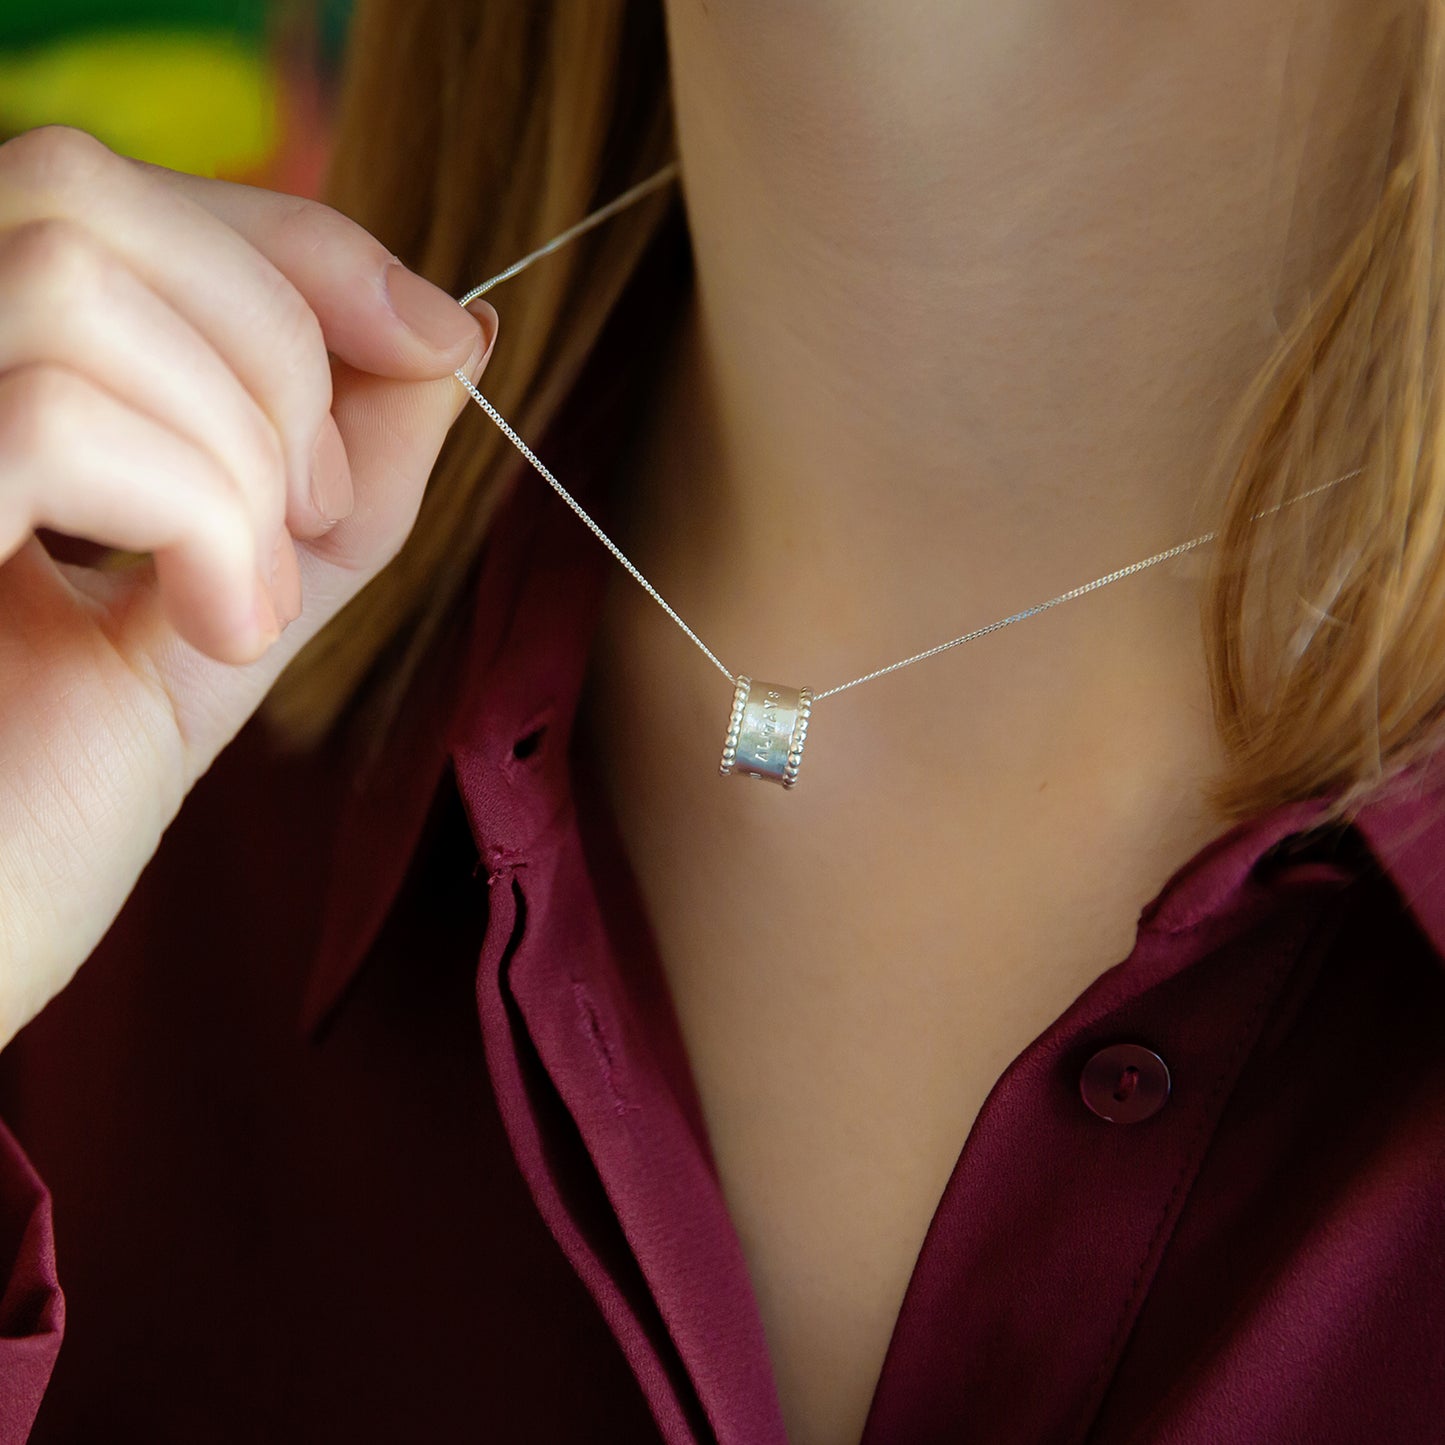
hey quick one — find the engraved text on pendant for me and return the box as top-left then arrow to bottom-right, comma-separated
718,677 -> 813,788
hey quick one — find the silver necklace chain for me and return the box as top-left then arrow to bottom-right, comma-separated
450,162 -> 1357,712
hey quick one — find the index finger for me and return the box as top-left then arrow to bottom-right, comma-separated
137,159 -> 497,381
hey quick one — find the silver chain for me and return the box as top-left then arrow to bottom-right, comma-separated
452,162 -> 1358,704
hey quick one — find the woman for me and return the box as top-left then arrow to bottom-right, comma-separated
0,1 -> 1441,1441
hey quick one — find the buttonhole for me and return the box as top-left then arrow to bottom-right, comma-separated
573,981 -> 638,1117
511,725 -> 548,762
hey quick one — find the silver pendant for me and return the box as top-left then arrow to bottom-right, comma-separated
719,677 -> 813,788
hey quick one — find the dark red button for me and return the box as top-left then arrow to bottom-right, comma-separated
1080,1044 -> 1171,1123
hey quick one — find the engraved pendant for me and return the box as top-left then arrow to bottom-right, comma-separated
718,677 -> 813,788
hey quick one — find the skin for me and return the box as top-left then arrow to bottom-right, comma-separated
576,3 -> 1412,1443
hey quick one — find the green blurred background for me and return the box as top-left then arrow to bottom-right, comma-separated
0,0 -> 352,195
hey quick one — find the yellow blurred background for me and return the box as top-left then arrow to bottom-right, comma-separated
0,0 -> 349,196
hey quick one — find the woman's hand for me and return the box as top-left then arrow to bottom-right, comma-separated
0,125 -> 498,1051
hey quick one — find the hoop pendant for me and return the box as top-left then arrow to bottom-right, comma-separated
719,677 -> 813,788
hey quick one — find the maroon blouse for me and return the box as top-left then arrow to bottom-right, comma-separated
2,214 -> 1444,1444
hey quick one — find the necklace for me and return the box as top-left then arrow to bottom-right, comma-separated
449,160 -> 1356,790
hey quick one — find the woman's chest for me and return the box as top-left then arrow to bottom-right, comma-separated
666,943 -> 1042,1445
634,807 -> 1201,1445
573,623 -> 1229,1442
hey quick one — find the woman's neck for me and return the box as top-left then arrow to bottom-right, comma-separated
632,0 -> 1407,688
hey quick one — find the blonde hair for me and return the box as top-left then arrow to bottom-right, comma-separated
265,0 -> 1445,829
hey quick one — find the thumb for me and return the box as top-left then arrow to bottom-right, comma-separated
101,309 -> 500,795
301,301 -> 499,582
107,294 -> 499,787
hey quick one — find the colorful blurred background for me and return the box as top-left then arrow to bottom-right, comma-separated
0,0 -> 350,197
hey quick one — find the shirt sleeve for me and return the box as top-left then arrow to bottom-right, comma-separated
0,1112 -> 63,1444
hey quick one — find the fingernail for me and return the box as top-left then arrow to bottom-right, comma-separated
309,418 -> 353,525
465,298 -> 500,360
385,261 -> 480,353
